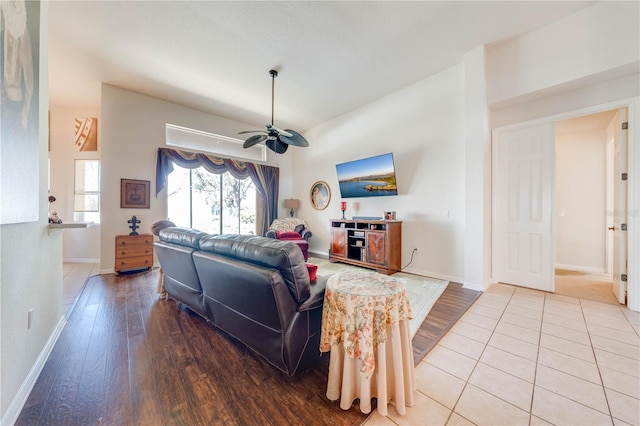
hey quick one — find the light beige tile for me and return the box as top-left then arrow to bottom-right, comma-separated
600,366 -> 640,399
546,293 -> 580,305
591,334 -> 640,361
509,299 -> 544,313
532,386 -> 613,426
586,315 -> 637,334
513,286 -> 546,299
541,321 -> 591,345
415,362 -> 466,409
537,347 -> 601,384
543,303 -> 585,321
468,362 -> 533,411
454,384 -> 529,426
425,345 -> 477,382
467,303 -> 504,320
488,332 -> 538,361
595,349 -> 640,379
542,312 -> 588,332
500,312 -> 542,332
450,320 -> 493,344
582,304 -> 628,323
459,311 -> 498,331
505,303 -> 543,321
479,346 -> 536,383
446,413 -> 475,425
606,388 -> 640,426
539,333 -> 596,363
494,321 -> 540,344
387,391 -> 451,426
439,332 -> 486,360
529,415 -> 553,425
476,291 -> 511,306
362,412 -> 396,425
485,283 -> 515,296
588,324 -> 639,345
535,365 -> 609,414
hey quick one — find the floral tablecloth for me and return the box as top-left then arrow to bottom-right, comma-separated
320,271 -> 413,380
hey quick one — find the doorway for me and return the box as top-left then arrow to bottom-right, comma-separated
554,109 -> 624,305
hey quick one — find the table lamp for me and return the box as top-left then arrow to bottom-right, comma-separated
284,198 -> 300,217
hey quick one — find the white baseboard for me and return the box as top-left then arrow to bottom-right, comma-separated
64,258 -> 100,263
555,264 -> 607,274
2,316 -> 67,426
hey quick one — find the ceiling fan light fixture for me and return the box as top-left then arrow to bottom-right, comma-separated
240,69 -> 309,154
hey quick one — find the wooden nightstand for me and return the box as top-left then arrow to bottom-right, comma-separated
115,234 -> 153,274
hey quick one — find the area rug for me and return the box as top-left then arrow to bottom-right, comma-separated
311,257 -> 449,338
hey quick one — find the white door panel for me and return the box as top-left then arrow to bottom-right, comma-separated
494,123 -> 555,292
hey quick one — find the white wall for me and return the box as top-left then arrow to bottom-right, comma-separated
487,1 -> 639,108
555,127 -> 607,271
100,85 -> 293,273
49,105 -> 101,261
301,65 -> 467,283
1,2 -> 66,421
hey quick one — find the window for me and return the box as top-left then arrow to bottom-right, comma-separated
73,159 -> 100,223
167,164 -> 256,235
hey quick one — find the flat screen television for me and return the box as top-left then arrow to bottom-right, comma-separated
336,153 -> 398,198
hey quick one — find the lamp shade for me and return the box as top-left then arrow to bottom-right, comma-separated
284,199 -> 299,209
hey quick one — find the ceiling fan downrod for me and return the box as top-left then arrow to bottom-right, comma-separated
270,69 -> 277,126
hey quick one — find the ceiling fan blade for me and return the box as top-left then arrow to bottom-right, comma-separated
266,124 -> 293,138
238,130 -> 268,135
279,129 -> 310,147
243,134 -> 267,148
266,138 -> 288,154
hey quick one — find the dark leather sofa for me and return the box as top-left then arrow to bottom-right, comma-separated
154,227 -> 328,376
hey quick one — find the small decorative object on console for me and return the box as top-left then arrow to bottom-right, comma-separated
128,215 -> 141,236
341,201 -> 347,219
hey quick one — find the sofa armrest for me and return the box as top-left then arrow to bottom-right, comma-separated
301,230 -> 312,241
297,275 -> 328,312
265,230 -> 277,239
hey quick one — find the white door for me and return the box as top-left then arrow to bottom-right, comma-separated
493,123 -> 555,292
612,108 -> 628,304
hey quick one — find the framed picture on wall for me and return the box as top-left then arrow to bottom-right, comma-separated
310,181 -> 331,210
121,179 -> 150,209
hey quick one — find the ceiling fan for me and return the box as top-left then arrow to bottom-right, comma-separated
240,69 -> 309,154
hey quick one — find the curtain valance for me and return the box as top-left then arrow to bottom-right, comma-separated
155,148 -> 279,235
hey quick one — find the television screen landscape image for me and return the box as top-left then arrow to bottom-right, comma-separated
336,153 -> 398,198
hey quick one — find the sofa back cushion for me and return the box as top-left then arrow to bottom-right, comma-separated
158,227 -> 208,249
198,234 -> 311,303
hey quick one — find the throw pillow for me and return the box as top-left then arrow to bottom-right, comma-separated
276,230 -> 302,240
306,263 -> 318,282
294,224 -> 305,234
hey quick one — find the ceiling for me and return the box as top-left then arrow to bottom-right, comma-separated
48,1 -> 597,133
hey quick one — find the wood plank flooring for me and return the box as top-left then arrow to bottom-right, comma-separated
16,268 -> 479,426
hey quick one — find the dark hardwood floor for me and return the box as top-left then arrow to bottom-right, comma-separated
16,268 -> 479,426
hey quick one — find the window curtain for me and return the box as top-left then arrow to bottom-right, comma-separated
156,148 -> 279,236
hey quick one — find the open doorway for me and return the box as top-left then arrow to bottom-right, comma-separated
554,108 -> 626,305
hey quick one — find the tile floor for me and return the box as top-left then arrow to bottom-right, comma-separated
365,283 -> 640,426
62,262 -> 100,314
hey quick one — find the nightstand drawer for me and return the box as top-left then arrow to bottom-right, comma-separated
115,255 -> 153,271
115,234 -> 154,274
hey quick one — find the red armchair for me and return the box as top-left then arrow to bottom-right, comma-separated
265,218 -> 312,261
